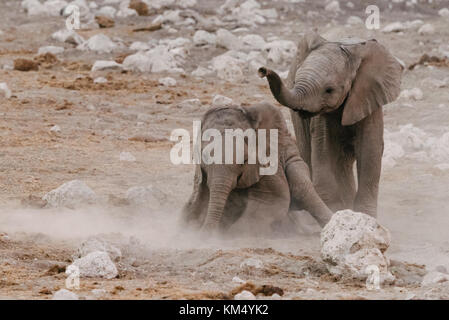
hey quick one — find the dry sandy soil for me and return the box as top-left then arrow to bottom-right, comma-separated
0,0 -> 449,299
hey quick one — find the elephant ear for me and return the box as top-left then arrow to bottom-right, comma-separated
286,32 -> 327,88
341,39 -> 403,126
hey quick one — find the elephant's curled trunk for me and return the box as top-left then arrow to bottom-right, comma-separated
258,67 -> 315,118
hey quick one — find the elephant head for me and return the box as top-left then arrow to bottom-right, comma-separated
258,33 -> 403,125
199,104 -> 277,231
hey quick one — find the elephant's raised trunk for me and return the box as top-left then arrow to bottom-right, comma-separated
258,67 -> 317,118
202,174 -> 235,231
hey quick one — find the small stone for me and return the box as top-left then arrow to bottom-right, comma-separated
119,151 -> 136,162
178,98 -> 202,110
418,24 -> 435,35
232,276 -> 245,283
0,82 -> 11,99
193,30 -> 217,46
91,60 -> 122,72
400,88 -> 423,101
70,251 -> 118,279
382,22 -> 406,33
325,0 -> 340,12
191,66 -> 213,77
14,59 -> 38,71
421,271 -> 449,286
52,289 -> 79,300
50,125 -> 61,133
438,8 -> 449,17
42,180 -> 97,208
234,290 -> 256,300
38,46 -> 64,55
240,258 -> 263,269
52,29 -> 84,45
94,77 -> 108,84
158,77 -> 177,87
126,185 -> 167,208
78,34 -> 117,53
212,94 -> 233,107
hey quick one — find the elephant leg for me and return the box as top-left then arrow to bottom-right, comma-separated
310,115 -> 356,212
290,110 -> 312,172
227,172 -> 290,236
353,108 -> 384,217
284,157 -> 333,227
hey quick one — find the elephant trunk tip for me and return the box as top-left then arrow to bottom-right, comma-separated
258,67 -> 269,78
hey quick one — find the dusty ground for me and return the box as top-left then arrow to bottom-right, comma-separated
0,0 -> 449,299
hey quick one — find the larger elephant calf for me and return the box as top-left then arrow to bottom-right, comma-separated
259,33 -> 403,217
181,102 -> 332,235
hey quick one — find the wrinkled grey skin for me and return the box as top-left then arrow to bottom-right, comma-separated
180,102 -> 332,236
259,33 -> 402,217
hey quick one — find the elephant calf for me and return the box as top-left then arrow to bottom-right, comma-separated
180,102 -> 332,236
259,33 -> 403,217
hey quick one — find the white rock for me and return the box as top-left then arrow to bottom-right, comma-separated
52,289 -> 79,300
240,257 -> 263,269
325,0 -> 340,12
212,94 -> 233,107
256,8 -> 278,19
216,29 -> 242,50
70,251 -> 118,279
119,151 -> 136,162
191,66 -> 214,77
232,276 -> 245,283
346,16 -> 363,25
116,7 -> 137,17
97,5 -> 116,18
234,290 -> 256,300
0,83 -> 11,99
91,60 -> 122,72
77,237 -> 122,261
400,88 -> 423,100
50,125 -> 61,133
129,41 -> 151,51
428,133 -> 449,162
159,77 -> 177,87
78,34 -> 116,53
438,8 -> 449,17
43,180 -> 96,208
212,53 -> 244,82
93,77 -> 107,84
240,34 -> 266,51
38,46 -> 65,55
421,271 -> 449,286
435,163 -> 449,171
418,24 -> 435,35
178,98 -> 202,110
382,22 -> 406,33
321,210 -> 394,283
123,45 -> 184,73
52,29 -> 85,45
264,40 -> 296,64
193,30 -> 217,46
126,185 -> 167,207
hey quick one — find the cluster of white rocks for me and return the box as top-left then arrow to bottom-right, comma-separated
383,124 -> 449,170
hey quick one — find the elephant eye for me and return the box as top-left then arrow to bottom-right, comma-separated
325,87 -> 334,94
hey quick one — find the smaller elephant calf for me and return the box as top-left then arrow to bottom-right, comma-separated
180,102 -> 332,236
